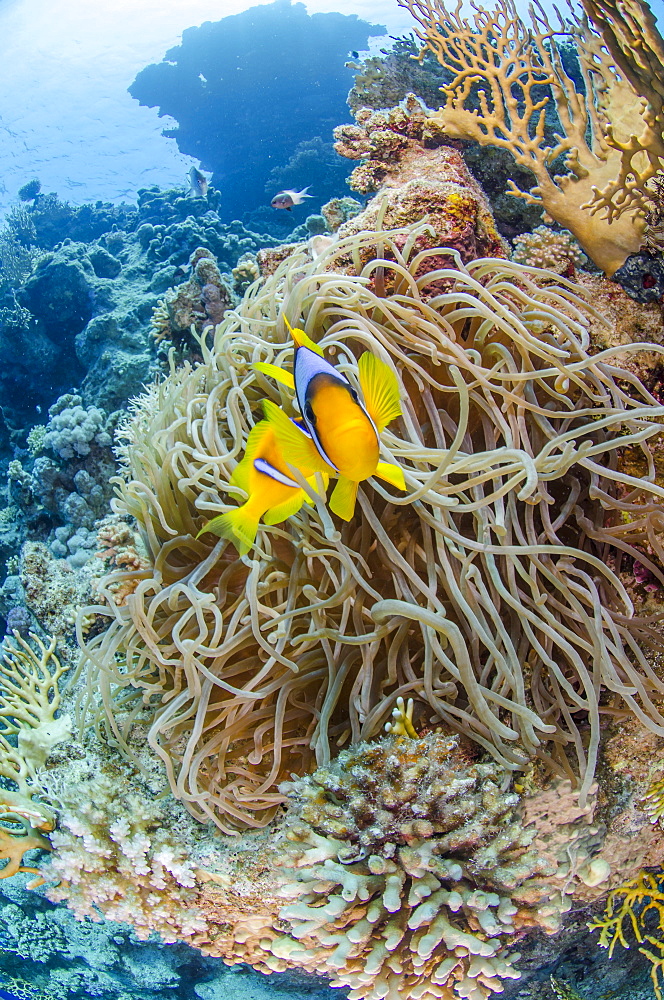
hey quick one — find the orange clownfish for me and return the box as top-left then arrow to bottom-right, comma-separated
197,416 -> 327,554
254,322 -> 406,521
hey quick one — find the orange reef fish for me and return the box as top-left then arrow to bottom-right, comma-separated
270,186 -> 313,210
197,417 -> 327,554
255,323 -> 406,520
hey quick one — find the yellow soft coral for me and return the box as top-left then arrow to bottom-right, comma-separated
589,870 -> 664,999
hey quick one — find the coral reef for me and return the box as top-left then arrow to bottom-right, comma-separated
398,0 -> 664,274
150,247 -> 233,350
128,2 -> 383,221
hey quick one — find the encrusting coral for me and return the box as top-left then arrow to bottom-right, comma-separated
397,0 -> 664,275
333,94 -> 506,265
74,219 -> 664,843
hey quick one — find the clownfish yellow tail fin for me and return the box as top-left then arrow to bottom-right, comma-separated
330,476 -> 358,521
374,461 -> 406,491
196,507 -> 259,555
252,361 -> 295,391
262,399 -> 331,473
358,352 -> 402,432
284,317 -> 325,357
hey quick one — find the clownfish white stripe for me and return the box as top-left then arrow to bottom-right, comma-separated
253,457 -> 300,488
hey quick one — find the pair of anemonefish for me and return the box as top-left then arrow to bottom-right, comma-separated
198,322 -> 405,554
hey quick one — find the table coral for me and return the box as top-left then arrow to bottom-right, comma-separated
76,221 -> 664,844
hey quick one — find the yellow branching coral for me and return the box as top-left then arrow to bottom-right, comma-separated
77,222 -> 664,834
398,0 -> 664,274
0,632 -> 70,877
589,869 -> 664,999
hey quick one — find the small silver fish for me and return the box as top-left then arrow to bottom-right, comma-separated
271,186 -> 313,211
187,167 -> 209,199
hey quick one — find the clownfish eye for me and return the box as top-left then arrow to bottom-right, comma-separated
304,401 -> 316,424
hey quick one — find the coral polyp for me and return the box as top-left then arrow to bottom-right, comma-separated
77,221 -> 664,837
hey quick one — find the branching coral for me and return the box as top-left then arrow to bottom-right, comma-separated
589,869 -> 664,999
398,0 -> 664,275
270,733 -> 546,999
77,221 -> 664,836
39,764 -> 208,942
0,632 -> 70,878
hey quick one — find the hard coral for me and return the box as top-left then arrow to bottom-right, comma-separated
271,735 -> 559,1000
39,763 -> 208,942
151,247 -> 232,347
511,227 -> 587,276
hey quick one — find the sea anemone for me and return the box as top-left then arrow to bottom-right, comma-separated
77,221 -> 664,832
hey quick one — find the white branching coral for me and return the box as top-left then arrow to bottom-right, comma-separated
39,765 -> 208,942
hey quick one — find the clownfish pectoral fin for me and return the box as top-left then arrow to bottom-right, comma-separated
357,352 -> 402,432
284,318 -> 325,357
196,507 -> 259,555
262,399 -> 331,473
330,476 -> 359,521
301,471 -> 330,505
252,362 -> 295,391
263,492 -> 306,526
374,461 -> 407,491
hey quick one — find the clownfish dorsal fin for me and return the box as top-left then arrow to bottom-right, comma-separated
357,352 -> 402,433
229,420 -> 272,492
329,476 -> 359,521
262,399 -> 331,473
285,317 -> 325,357
374,461 -> 407,491
252,361 -> 295,391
